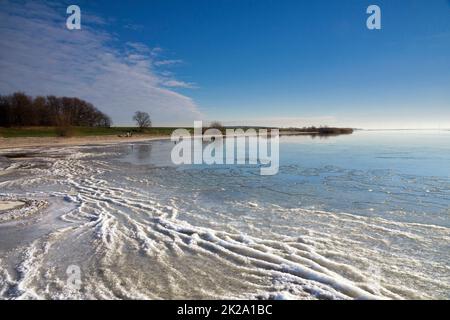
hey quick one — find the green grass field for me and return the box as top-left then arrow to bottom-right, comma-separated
0,127 -> 180,138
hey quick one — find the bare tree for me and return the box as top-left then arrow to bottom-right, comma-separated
209,121 -> 223,129
133,111 -> 152,129
203,121 -> 224,134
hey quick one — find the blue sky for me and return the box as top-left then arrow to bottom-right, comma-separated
1,0 -> 449,128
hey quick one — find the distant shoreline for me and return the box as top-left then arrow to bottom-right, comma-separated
0,126 -> 356,150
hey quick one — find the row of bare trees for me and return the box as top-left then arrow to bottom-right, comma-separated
0,92 -> 111,127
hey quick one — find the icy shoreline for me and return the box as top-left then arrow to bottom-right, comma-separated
0,196 -> 48,223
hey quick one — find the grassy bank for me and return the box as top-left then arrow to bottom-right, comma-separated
0,127 -> 179,138
0,126 -> 354,138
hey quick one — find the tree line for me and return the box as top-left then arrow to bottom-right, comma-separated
282,126 -> 353,134
0,92 -> 111,127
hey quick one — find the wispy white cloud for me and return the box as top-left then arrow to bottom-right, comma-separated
0,0 -> 203,126
162,80 -> 197,89
154,59 -> 183,66
123,23 -> 143,31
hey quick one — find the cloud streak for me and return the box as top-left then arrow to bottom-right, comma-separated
0,0 -> 203,125
154,59 -> 183,66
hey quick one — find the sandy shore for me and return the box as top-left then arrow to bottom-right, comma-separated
0,135 -> 170,150
0,200 -> 25,211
